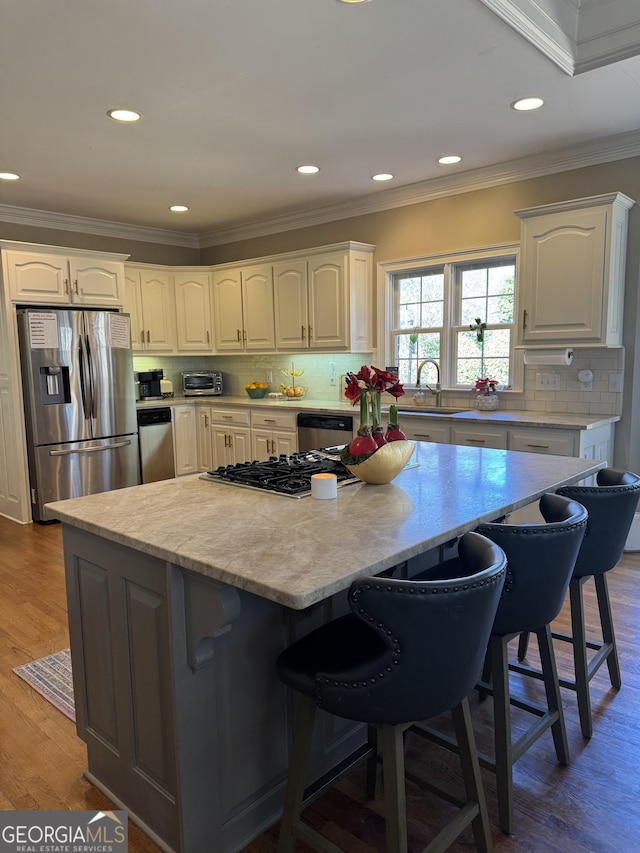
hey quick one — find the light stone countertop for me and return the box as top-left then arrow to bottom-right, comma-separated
47,443 -> 603,610
137,395 -> 619,431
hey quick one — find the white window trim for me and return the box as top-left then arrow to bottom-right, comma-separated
376,242 -> 523,392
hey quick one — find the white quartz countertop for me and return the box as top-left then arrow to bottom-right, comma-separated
47,443 -> 603,610
137,395 -> 619,431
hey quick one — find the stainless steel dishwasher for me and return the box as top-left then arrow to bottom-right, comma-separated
137,407 -> 176,483
297,412 -> 354,451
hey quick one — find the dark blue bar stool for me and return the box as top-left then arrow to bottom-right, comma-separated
276,531 -> 507,853
412,493 -> 587,835
517,468 -> 640,738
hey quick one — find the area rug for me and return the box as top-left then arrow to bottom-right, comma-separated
13,648 -> 76,722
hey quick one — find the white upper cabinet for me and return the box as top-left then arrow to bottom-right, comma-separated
5,249 -> 124,306
212,268 -> 244,351
307,251 -> 347,349
124,266 -> 176,353
174,270 -> 213,353
274,243 -> 374,351
212,264 -> 275,352
516,192 -> 634,347
273,260 -> 308,349
242,264 -> 276,351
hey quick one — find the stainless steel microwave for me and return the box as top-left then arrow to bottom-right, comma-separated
182,371 -> 223,396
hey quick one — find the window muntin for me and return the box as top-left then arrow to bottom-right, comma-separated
391,255 -> 516,390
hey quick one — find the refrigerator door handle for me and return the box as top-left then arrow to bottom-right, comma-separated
85,334 -> 97,419
49,439 -> 133,457
78,333 -> 91,421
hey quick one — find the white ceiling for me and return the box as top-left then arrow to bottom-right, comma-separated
1,0 -> 640,247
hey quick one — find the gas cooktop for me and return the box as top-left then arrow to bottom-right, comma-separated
200,450 -> 358,498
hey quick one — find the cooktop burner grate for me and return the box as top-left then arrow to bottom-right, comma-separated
201,450 -> 358,497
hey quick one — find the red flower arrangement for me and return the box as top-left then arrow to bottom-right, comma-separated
474,377 -> 498,396
342,365 -> 405,461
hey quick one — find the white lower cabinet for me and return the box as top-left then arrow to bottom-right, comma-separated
197,406 -> 252,471
450,424 -> 508,449
251,410 -> 298,461
400,417 -> 450,444
172,405 -> 198,476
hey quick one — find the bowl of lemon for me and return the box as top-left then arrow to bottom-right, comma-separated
245,382 -> 269,399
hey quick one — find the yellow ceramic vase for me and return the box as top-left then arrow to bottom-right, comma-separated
345,440 -> 415,485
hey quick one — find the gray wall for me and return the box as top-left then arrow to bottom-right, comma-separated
3,156 -> 639,472
201,158 -> 640,474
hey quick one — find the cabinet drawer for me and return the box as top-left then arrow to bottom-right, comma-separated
508,429 -> 576,457
401,418 -> 450,444
251,410 -> 297,431
208,407 -> 251,427
451,426 -> 508,449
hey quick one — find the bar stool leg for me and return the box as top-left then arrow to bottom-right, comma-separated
366,724 -> 381,799
278,694 -> 317,853
489,634 -> 514,835
595,573 -> 622,689
569,578 -> 593,739
380,724 -> 408,853
536,624 -> 569,765
452,698 -> 493,853
517,631 -> 529,661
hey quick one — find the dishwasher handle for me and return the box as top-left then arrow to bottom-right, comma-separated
296,413 -> 353,432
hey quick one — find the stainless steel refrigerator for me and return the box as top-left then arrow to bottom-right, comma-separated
17,307 -> 140,522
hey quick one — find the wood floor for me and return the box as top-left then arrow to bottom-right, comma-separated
1,516 -> 638,853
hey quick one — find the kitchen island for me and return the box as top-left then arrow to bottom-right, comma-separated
47,443 -> 603,853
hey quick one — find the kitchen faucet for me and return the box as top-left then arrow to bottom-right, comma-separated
415,358 -> 442,406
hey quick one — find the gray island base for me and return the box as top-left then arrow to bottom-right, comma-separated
47,443 -> 604,853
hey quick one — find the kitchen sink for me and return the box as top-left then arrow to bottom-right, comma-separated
394,405 -> 469,415
398,406 -> 469,415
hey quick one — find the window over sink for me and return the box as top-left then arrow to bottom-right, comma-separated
380,245 -> 520,392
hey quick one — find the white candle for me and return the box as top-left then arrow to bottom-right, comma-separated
311,473 -> 337,500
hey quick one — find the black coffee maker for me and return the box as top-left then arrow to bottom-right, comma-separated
137,369 -> 164,400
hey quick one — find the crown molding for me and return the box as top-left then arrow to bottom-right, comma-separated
1,129 -> 639,252
478,0 -> 577,75
198,129 -> 640,247
0,204 -> 200,248
479,0 -> 640,75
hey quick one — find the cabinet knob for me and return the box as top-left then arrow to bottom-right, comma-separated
140,330 -> 145,343
74,279 -> 79,295
146,330 -> 150,343
522,309 -> 528,330
237,329 -> 241,342
301,325 -> 306,340
64,278 -> 69,294
206,330 -> 210,345
308,325 -> 312,340
204,415 -> 209,428
242,329 -> 247,342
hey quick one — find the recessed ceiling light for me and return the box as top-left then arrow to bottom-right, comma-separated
296,165 -> 320,174
372,173 -> 393,181
438,155 -> 461,165
510,97 -> 544,112
169,205 -> 189,212
335,0 -> 372,4
107,108 -> 142,122
0,172 -> 20,180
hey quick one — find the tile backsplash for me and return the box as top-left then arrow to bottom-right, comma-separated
133,347 -> 624,416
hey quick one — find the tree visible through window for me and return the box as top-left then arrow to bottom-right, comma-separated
456,262 -> 514,386
391,256 -> 515,389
